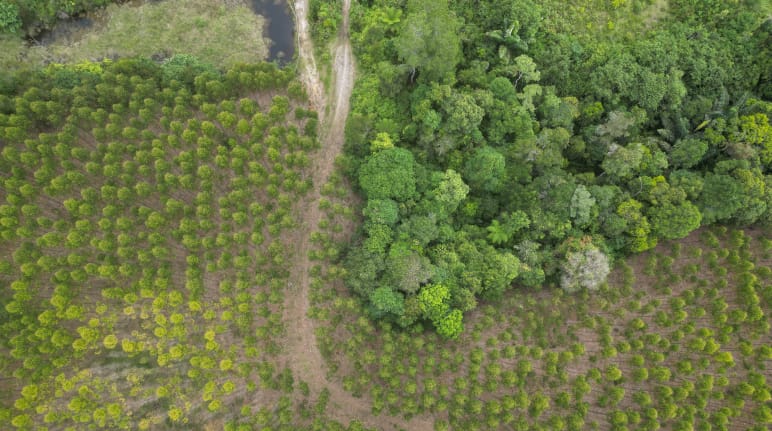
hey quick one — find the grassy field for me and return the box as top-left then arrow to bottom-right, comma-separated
0,0 -> 268,72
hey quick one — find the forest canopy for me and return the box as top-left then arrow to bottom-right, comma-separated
342,0 -> 772,337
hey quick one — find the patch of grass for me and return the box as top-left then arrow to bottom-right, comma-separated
0,35 -> 29,70
0,0 -> 268,71
538,0 -> 667,40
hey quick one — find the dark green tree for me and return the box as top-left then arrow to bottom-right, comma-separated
358,147 -> 417,201
363,199 -> 400,226
369,287 -> 405,319
670,137 -> 709,169
649,201 -> 702,240
395,0 -> 461,83
463,146 -> 506,193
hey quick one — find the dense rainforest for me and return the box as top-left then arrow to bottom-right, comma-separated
340,0 -> 772,337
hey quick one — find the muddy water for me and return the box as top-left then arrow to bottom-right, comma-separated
249,0 -> 295,64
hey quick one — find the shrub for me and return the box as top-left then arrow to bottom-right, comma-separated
161,54 -> 219,88
0,1 -> 21,34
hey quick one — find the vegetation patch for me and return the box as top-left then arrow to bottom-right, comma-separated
340,0 -> 771,336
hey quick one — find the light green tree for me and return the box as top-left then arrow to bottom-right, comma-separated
436,309 -> 463,339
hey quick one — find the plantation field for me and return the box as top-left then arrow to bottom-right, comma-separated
0,0 -> 269,73
0,58 -> 337,429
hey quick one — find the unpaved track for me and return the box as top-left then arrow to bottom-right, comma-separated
292,0 -> 325,113
282,1 -> 433,430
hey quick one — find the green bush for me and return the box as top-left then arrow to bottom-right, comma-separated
161,54 -> 219,88
0,1 -> 21,34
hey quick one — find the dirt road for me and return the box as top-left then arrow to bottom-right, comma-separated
282,1 -> 433,429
